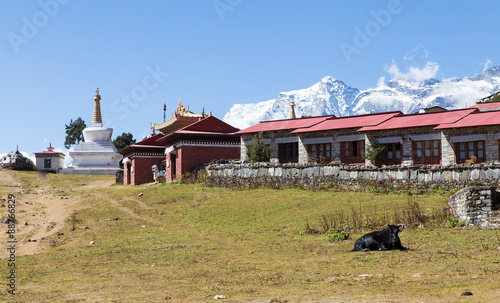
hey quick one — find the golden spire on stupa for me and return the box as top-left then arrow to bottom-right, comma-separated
290,96 -> 296,119
93,88 -> 102,125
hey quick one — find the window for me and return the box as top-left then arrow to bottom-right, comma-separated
307,143 -> 332,164
44,158 -> 51,169
278,142 -> 298,163
454,141 -> 485,163
383,142 -> 402,165
340,140 -> 365,164
412,140 -> 440,165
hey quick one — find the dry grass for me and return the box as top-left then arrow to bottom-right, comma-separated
0,172 -> 499,302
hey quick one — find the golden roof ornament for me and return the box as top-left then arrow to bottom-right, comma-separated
176,99 -> 186,113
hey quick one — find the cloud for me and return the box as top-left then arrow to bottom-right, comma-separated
384,60 -> 439,87
482,59 -> 492,72
403,44 -> 430,62
425,78 -> 494,108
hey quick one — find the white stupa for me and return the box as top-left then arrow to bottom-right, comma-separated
60,88 -> 123,175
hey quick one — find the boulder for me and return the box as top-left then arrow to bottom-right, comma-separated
0,150 -> 35,171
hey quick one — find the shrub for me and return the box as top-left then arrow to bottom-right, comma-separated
363,139 -> 385,167
246,132 -> 271,162
445,216 -> 466,228
329,230 -> 350,242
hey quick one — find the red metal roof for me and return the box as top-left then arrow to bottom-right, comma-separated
34,151 -> 64,155
435,110 -> 500,129
131,133 -> 165,147
469,101 -> 500,112
158,115 -> 240,141
236,115 -> 333,134
291,111 -> 401,134
358,109 -> 477,132
181,115 -> 239,133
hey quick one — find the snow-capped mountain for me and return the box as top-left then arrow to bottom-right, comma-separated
223,66 -> 500,129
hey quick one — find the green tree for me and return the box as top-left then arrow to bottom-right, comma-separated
64,117 -> 86,149
363,139 -> 385,167
490,93 -> 500,102
113,132 -> 136,151
245,132 -> 271,162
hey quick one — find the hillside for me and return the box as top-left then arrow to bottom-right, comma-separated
0,172 -> 499,302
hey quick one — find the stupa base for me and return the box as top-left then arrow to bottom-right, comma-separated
59,167 -> 123,175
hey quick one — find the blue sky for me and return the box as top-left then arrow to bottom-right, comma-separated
1,0 -> 499,162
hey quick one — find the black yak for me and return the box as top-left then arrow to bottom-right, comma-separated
352,224 -> 407,251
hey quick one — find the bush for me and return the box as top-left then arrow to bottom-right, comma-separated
445,216 -> 466,228
328,230 -> 350,242
246,132 -> 271,162
363,139 -> 385,167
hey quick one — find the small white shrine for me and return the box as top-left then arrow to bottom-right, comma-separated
60,89 -> 123,175
34,144 -> 65,172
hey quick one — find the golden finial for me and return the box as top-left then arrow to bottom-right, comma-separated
93,87 -> 102,124
290,96 -> 296,119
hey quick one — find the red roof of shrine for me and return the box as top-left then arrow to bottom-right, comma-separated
291,111 -> 401,134
130,133 -> 165,147
236,115 -> 333,135
358,108 -> 477,132
33,151 -> 64,155
158,115 -> 240,142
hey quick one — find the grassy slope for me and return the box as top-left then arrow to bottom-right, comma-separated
1,172 -> 499,302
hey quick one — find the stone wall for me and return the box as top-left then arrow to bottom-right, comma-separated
448,186 -> 500,229
204,162 -> 500,187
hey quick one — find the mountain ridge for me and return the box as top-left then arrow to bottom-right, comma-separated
223,66 -> 500,129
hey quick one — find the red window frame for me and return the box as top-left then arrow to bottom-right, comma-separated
412,140 -> 441,165
383,142 -> 402,165
454,141 -> 485,164
340,140 -> 365,165
278,142 -> 298,163
307,143 -> 332,164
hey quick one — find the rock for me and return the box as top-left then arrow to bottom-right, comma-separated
0,150 -> 35,171
461,291 -> 473,296
214,295 -> 227,300
138,193 -> 144,197
359,274 -> 372,278
89,241 -> 94,245
80,226 -> 89,229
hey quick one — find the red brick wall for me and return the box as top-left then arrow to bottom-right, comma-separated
165,145 -> 240,181
129,157 -> 165,185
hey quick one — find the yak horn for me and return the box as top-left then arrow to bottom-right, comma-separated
398,224 -> 405,231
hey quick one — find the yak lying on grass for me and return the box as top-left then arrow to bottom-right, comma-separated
352,224 -> 407,251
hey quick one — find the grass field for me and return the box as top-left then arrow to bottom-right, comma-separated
1,171 -> 499,302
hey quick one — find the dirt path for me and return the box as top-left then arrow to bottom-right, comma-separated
0,171 -> 114,257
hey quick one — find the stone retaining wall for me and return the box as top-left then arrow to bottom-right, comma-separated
205,162 -> 500,187
448,186 -> 500,229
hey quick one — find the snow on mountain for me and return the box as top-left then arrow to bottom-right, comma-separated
223,65 -> 500,130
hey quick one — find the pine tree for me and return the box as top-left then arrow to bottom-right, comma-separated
64,118 -> 86,149
112,132 -> 136,151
